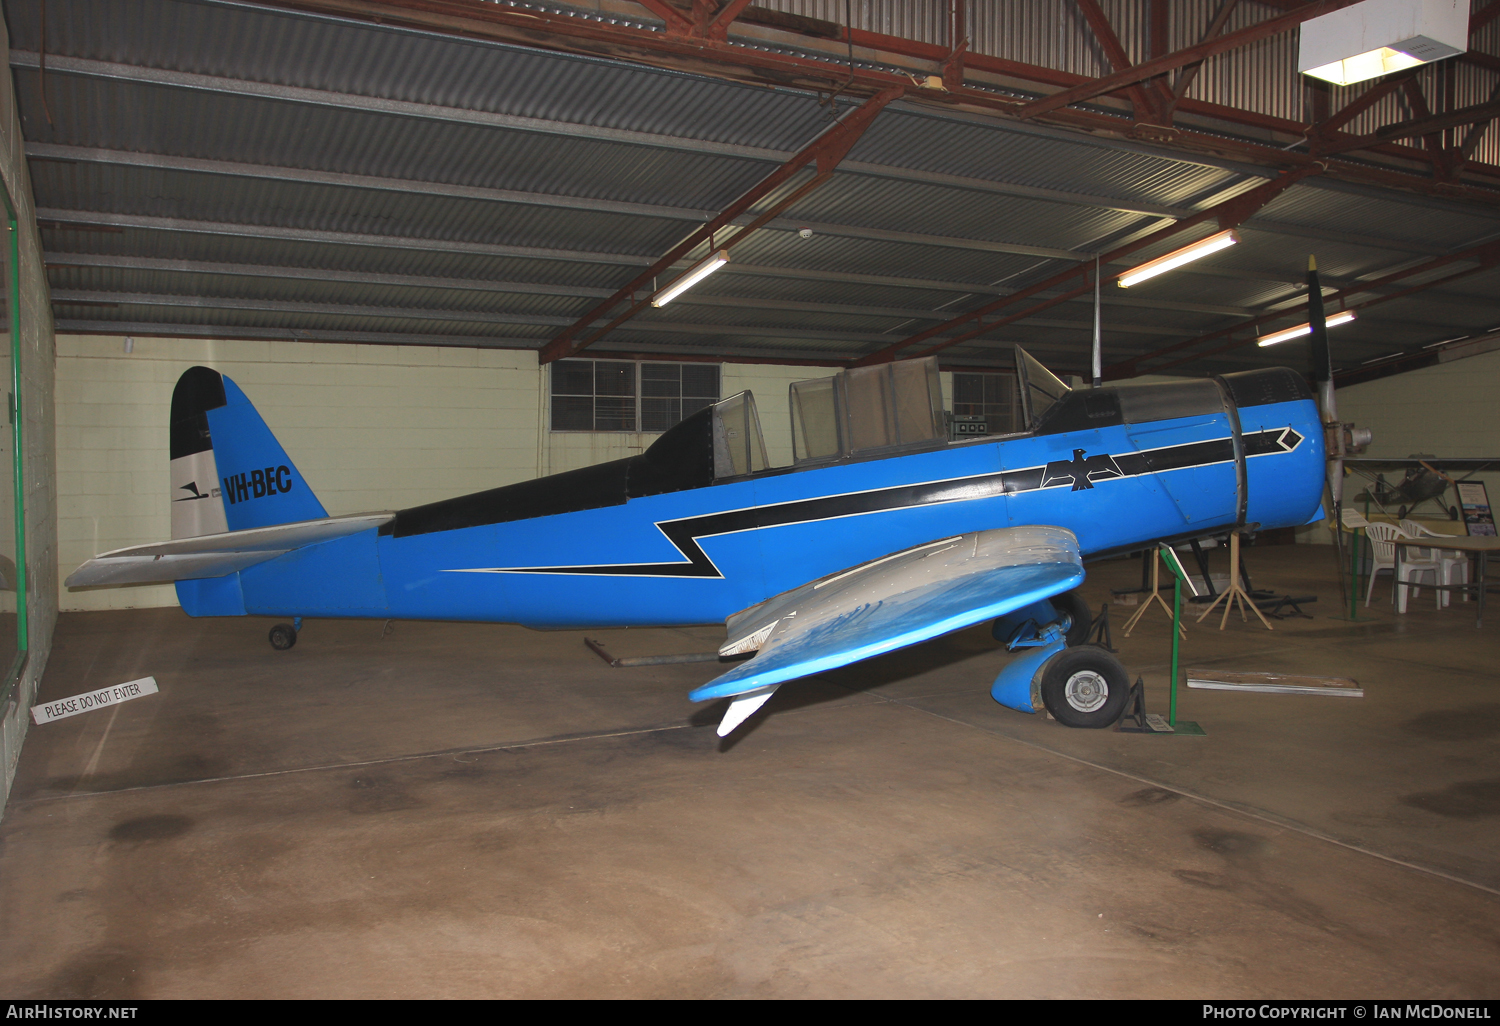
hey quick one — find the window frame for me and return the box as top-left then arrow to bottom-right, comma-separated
549,358 -> 721,434
951,370 -> 1022,437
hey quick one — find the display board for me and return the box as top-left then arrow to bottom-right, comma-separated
1457,481 -> 1496,537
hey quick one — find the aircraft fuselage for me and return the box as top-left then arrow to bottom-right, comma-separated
176,368 -> 1325,627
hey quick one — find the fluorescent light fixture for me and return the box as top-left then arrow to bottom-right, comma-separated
1257,309 -> 1356,347
1299,0 -> 1467,87
1302,47 -> 1424,86
1425,335 -> 1469,348
1116,230 -> 1239,288
652,250 -> 729,307
1361,352 -> 1399,365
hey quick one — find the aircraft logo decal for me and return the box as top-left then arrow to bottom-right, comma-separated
452,427 -> 1304,579
174,481 -> 217,502
1042,449 -> 1125,491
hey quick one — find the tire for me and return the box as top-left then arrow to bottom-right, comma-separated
1038,647 -> 1130,728
1398,505 -> 1408,520
1052,589 -> 1094,648
1450,505 -> 1461,521
268,623 -> 298,651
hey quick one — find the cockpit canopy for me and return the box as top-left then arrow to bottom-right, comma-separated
1015,346 -> 1071,429
789,357 -> 947,465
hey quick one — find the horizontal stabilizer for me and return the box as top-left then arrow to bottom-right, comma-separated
717,686 -> 779,737
693,525 -> 1083,705
66,512 -> 393,587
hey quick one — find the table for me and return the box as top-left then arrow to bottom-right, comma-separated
1393,534 -> 1500,628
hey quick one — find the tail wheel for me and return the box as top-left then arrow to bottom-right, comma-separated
1039,647 -> 1129,728
268,623 -> 297,651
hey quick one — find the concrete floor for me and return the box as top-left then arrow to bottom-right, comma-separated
2,545 -> 1497,998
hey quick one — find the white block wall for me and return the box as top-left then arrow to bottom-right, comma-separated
56,338 -> 856,611
1335,347 -> 1500,517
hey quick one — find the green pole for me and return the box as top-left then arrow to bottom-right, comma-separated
1169,572 -> 1182,726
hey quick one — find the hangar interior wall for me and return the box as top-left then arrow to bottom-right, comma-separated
57,336 -> 925,613
0,14 -> 59,809
1335,348 -> 1500,522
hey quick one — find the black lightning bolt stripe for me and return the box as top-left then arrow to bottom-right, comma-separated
456,428 -> 1302,578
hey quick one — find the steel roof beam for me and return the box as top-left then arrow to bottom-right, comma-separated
538,85 -> 905,364
1014,0 -> 1366,120
49,287 -> 1207,342
35,208 -> 655,266
43,251 -> 1257,320
52,320 -> 548,349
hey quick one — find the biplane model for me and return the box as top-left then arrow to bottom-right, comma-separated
66,348 -> 1326,737
1343,457 -> 1500,521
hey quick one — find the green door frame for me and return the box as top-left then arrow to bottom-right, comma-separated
0,175 -> 28,704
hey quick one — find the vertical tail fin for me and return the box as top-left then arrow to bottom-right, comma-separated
169,367 -> 326,539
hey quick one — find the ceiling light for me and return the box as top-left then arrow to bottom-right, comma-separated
1299,0 -> 1466,87
1257,309 -> 1356,347
652,250 -> 729,307
1116,230 -> 1239,288
1302,47 -> 1424,87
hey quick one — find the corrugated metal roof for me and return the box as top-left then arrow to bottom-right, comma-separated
788,173 -> 1148,252
31,161 -> 695,255
11,0 -> 1500,374
848,110 -> 1241,208
40,226 -> 644,288
8,0 -> 834,149
46,265 -> 594,317
21,75 -> 779,211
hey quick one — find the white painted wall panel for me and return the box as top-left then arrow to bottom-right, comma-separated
55,338 -> 844,615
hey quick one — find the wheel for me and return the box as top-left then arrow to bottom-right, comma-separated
1052,588 -> 1094,647
1038,647 -> 1130,728
1450,505 -> 1461,521
1398,505 -> 1408,520
268,623 -> 297,650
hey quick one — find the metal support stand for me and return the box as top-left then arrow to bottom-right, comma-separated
1086,603 -> 1116,652
1195,532 -> 1274,631
1122,548 -> 1187,638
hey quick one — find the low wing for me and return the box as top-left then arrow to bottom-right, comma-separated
65,512 -> 394,587
693,525 -> 1083,735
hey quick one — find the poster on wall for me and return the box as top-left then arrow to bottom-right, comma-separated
1457,481 -> 1495,536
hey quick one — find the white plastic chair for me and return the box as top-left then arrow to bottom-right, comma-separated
1401,519 -> 1470,606
1364,522 -> 1440,612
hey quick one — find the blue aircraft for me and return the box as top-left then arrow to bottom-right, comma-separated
67,349 -> 1326,736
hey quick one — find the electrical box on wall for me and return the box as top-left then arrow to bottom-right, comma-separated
1299,0 -> 1468,86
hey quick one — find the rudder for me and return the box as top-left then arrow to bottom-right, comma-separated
169,367 -> 327,538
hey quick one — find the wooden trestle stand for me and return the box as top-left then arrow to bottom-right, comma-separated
1195,531 -> 1274,631
1122,547 -> 1187,639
